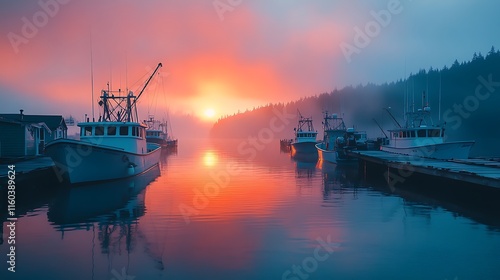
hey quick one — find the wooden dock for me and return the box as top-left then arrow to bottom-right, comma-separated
348,150 -> 500,188
0,156 -> 56,186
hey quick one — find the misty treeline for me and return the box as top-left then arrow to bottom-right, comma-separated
211,47 -> 500,156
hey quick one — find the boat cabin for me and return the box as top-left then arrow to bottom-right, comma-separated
387,126 -> 445,148
78,122 -> 148,153
389,127 -> 444,139
146,130 -> 165,139
296,131 -> 317,138
294,115 -> 318,143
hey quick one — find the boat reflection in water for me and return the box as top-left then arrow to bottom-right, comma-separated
291,151 -> 318,179
48,165 -> 160,229
317,159 -> 360,199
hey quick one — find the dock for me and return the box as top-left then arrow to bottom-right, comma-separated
0,156 -> 56,187
349,150 -> 500,188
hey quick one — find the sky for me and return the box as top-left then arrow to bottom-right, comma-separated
1,0 -> 499,128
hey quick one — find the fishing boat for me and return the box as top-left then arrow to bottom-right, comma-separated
45,63 -> 163,184
315,112 -> 359,164
145,116 -> 178,149
380,92 -> 474,159
290,114 -> 318,154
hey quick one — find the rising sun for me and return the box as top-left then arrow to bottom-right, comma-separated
204,108 -> 216,119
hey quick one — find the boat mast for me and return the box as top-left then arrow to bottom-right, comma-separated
439,72 -> 442,121
90,32 -> 95,122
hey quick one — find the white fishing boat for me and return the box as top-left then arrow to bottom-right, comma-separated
380,93 -> 474,159
145,116 -> 178,149
45,63 -> 163,184
315,112 -> 358,164
291,114 -> 318,154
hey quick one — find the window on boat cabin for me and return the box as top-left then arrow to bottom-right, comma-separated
120,126 -> 129,136
402,131 -> 407,138
132,127 -> 137,137
410,131 -> 416,138
83,126 -> 92,136
429,129 -> 441,137
140,127 -> 144,138
107,126 -> 117,136
417,129 -> 426,137
392,132 -> 398,138
95,126 -> 104,136
441,129 -> 445,137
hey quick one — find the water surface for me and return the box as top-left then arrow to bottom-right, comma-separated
1,139 -> 500,279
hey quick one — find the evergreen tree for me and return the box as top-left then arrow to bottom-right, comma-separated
488,45 -> 496,57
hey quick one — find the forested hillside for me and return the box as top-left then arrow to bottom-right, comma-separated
211,48 -> 500,156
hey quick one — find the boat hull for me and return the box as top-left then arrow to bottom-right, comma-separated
380,141 -> 474,159
48,165 -> 160,225
147,137 -> 178,149
315,143 -> 357,165
45,139 -> 161,184
291,141 -> 318,154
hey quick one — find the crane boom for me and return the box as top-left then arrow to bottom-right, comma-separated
132,62 -> 163,107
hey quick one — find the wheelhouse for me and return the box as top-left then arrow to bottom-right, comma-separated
388,127 -> 444,140
79,122 -> 146,139
296,131 -> 318,138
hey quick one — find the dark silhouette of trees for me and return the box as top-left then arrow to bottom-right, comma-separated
210,48 -> 500,156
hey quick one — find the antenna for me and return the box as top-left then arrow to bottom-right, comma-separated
412,76 -> 415,112
439,72 -> 442,121
90,30 -> 95,122
422,90 -> 425,109
109,60 -> 112,98
125,51 -> 128,96
426,73 -> 429,105
404,58 -> 407,117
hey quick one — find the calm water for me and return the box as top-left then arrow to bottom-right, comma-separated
1,139 -> 500,280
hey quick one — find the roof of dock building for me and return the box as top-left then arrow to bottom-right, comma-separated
0,114 -> 67,131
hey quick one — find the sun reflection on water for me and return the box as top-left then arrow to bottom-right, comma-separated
203,151 -> 218,167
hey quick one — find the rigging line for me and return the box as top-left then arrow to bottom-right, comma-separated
129,69 -> 153,92
151,72 -> 162,115
153,76 -> 159,117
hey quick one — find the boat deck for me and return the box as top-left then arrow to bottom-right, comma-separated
348,150 -> 500,188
